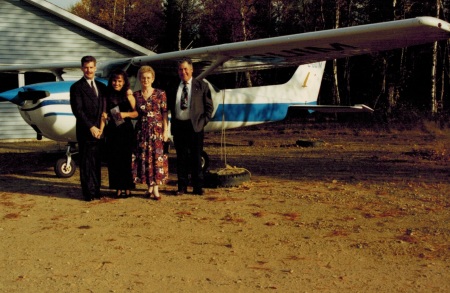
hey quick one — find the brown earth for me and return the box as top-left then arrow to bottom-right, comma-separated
0,121 -> 449,292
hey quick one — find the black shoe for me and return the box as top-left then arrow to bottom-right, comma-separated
175,187 -> 187,196
193,188 -> 204,196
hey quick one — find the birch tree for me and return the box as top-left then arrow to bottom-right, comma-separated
431,0 -> 440,115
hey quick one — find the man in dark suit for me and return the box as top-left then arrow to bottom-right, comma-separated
70,56 -> 107,201
167,57 -> 214,195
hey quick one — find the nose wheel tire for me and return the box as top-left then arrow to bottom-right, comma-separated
54,158 -> 76,178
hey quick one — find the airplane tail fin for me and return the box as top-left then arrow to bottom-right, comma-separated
284,61 -> 373,113
282,61 -> 326,105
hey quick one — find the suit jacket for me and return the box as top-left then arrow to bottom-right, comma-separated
70,78 -> 107,143
167,78 -> 214,133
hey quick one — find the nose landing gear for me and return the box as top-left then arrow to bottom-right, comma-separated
54,143 -> 77,178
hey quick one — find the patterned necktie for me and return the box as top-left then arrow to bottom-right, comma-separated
180,82 -> 188,110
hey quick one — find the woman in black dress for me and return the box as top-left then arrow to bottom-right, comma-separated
103,70 -> 138,197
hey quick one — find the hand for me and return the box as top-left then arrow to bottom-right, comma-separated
163,131 -> 170,142
90,126 -> 102,139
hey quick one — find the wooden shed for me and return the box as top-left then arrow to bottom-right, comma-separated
0,0 -> 153,140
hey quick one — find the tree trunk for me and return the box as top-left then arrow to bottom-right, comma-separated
431,41 -> 438,115
240,0 -> 253,87
430,0 -> 440,115
178,7 -> 184,51
332,2 -> 341,105
112,0 -> 117,30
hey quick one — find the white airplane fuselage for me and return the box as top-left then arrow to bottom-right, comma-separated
9,62 -> 325,143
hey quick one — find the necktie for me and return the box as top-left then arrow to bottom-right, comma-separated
91,80 -> 98,97
180,82 -> 188,110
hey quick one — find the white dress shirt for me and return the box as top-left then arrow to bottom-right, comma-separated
85,78 -> 98,97
175,77 -> 192,120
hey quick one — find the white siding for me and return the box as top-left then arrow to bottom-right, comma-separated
0,0 -> 138,64
0,102 -> 36,139
0,0 -> 153,140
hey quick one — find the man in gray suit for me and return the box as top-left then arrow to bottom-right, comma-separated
168,57 -> 214,195
70,56 -> 107,201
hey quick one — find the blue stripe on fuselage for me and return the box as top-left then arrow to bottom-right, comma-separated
21,99 -> 316,123
210,102 -> 315,122
21,95 -> 316,122
27,100 -> 292,123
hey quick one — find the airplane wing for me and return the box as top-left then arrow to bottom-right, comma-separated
131,16 -> 450,78
0,16 -> 449,79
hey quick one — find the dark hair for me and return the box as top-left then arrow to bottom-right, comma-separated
81,55 -> 96,66
177,57 -> 193,66
107,69 -> 130,95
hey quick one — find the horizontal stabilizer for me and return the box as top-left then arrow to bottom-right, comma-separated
291,104 -> 374,113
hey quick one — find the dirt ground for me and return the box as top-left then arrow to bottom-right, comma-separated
0,121 -> 449,292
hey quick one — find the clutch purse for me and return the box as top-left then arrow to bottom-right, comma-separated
110,106 -> 125,126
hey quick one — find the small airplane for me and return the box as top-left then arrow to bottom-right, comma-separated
1,16 -> 450,178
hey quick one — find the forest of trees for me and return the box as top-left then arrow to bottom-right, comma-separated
69,0 -> 450,122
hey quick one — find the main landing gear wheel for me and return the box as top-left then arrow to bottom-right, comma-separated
54,158 -> 76,178
201,151 -> 210,171
205,166 -> 251,188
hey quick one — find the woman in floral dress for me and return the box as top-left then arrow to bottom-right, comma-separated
132,66 -> 169,200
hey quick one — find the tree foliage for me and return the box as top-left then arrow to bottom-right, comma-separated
69,0 -> 450,118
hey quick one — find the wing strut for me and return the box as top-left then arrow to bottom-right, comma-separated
51,69 -> 65,81
196,56 -> 232,80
